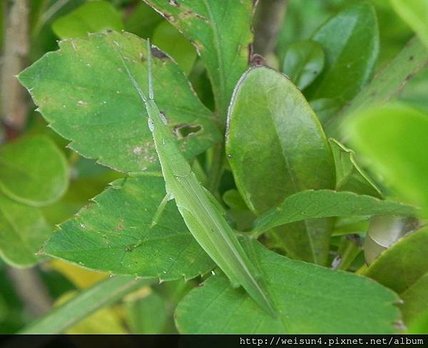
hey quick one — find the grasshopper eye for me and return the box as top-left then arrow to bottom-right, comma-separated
364,215 -> 419,265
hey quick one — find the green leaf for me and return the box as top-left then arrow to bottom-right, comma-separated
408,309 -> 428,333
310,98 -> 341,124
400,273 -> 428,325
175,239 -> 400,333
20,276 -> 153,334
152,21 -> 196,75
254,190 -> 416,235
329,37 -> 428,136
226,66 -> 335,264
329,138 -> 382,197
391,0 -> 428,48
143,0 -> 253,118
282,40 -> 325,90
346,103 -> 428,215
227,67 -> 334,213
124,2 -> 163,38
19,31 -> 220,173
43,175 -> 213,280
52,1 -> 124,39
126,290 -> 169,333
307,2 -> 379,112
0,135 -> 68,207
0,194 -> 51,267
364,227 -> 428,294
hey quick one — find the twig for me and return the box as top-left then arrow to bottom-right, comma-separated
253,0 -> 288,56
7,266 -> 52,317
1,0 -> 30,135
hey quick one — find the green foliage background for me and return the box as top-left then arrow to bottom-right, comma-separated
0,0 -> 427,334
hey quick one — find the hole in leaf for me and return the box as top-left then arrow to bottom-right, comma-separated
173,124 -> 203,139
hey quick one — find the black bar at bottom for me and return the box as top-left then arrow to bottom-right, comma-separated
0,334 -> 427,348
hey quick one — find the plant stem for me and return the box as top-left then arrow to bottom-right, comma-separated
19,276 -> 153,334
1,0 -> 30,135
7,266 -> 52,317
253,0 -> 288,56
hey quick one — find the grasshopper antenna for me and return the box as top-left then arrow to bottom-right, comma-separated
147,39 -> 154,100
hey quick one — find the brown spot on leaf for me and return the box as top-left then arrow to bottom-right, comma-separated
150,46 -> 168,60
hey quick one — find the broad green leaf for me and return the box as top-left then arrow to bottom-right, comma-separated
227,67 -> 334,214
282,40 -> 325,90
346,103 -> 428,215
152,21 -> 196,75
363,227 -> 428,294
0,135 -> 69,207
52,1 -> 124,39
43,175 -> 213,280
175,239 -> 400,333
254,190 -> 416,235
329,37 -> 428,136
143,0 -> 253,118
391,0 -> 428,48
306,2 -> 379,113
0,194 -> 51,267
226,66 -> 335,264
400,273 -> 428,325
19,31 -> 220,173
20,276 -> 153,334
329,139 -> 382,197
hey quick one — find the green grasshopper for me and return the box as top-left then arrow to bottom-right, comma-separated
114,39 -> 275,316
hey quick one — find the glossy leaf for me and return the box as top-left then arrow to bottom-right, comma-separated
329,139 -> 382,197
400,273 -> 428,325
143,0 -> 253,118
175,239 -> 399,333
52,1 -> 124,39
227,67 -> 334,214
307,2 -> 379,111
363,227 -> 428,293
0,135 -> 68,207
0,194 -> 51,267
226,66 -> 335,264
391,0 -> 428,48
152,21 -> 196,75
254,190 -> 415,235
43,175 -> 214,280
18,31 -> 220,173
329,37 -> 428,136
346,103 -> 428,215
282,40 -> 325,90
